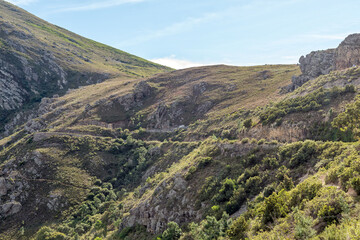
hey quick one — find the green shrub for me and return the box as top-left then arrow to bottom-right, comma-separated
227,216 -> 248,240
290,178 -> 322,207
289,140 -> 317,168
307,187 -> 349,225
214,178 -> 236,203
293,208 -> 315,240
221,129 -> 232,139
262,157 -> 278,169
35,227 -> 67,240
244,176 -> 262,194
198,177 -> 220,202
241,138 -> 249,144
263,185 -> 275,198
262,190 -> 289,224
162,222 -> 182,240
225,187 -> 246,214
198,157 -> 212,169
261,86 -> 352,125
351,177 -> 360,195
243,119 -> 252,128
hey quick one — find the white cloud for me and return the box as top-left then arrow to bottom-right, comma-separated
151,55 -> 209,70
55,0 -> 145,12
5,0 -> 38,5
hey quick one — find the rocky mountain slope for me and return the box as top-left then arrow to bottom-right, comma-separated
2,2 -> 360,240
0,0 -> 170,136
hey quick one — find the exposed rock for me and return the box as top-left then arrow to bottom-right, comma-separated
282,49 -> 335,93
335,33 -> 360,70
192,82 -> 209,95
283,34 -> 360,93
299,49 -> 335,78
147,100 -> 187,129
257,70 -> 272,80
1,201 -> 22,217
0,177 -> 7,196
111,81 -> 153,111
46,192 -> 63,211
196,100 -> 213,115
120,174 -> 198,234
134,81 -> 152,99
24,118 -> 46,133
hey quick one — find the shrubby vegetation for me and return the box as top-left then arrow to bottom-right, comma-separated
260,86 -> 355,125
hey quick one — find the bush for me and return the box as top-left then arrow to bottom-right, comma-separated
289,140 -> 317,168
198,177 -> 220,202
215,178 -> 236,203
198,157 -> 212,169
261,86 -> 352,125
262,190 -> 289,224
225,187 -> 246,214
241,138 -> 249,144
263,185 -> 275,198
243,119 -> 252,128
293,208 -> 315,240
244,176 -> 262,194
262,157 -> 279,169
227,216 -> 248,240
307,187 -> 349,225
290,179 -> 322,207
162,222 -> 182,240
351,177 -> 360,194
257,139 -> 266,145
35,227 -> 67,240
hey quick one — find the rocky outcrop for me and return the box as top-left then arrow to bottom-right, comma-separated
282,49 -> 335,92
299,49 -> 335,78
121,174 -> 200,234
282,33 -> 360,93
146,81 -> 213,129
334,33 -> 360,70
147,101 -> 187,129
116,81 -> 153,111
0,149 -> 69,220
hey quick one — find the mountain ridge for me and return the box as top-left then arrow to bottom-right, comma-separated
0,0 -> 171,137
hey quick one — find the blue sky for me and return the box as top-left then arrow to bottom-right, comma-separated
5,0 -> 360,69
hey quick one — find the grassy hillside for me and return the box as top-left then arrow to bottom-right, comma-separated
0,1 -> 170,78
0,0 -> 171,137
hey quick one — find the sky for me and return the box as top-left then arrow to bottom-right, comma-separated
5,0 -> 360,69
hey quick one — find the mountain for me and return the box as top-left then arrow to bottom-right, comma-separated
0,0 -> 171,136
2,2 -> 360,240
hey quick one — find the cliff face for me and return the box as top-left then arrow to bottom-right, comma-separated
283,33 -> 360,92
283,49 -> 335,92
334,33 -> 360,70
